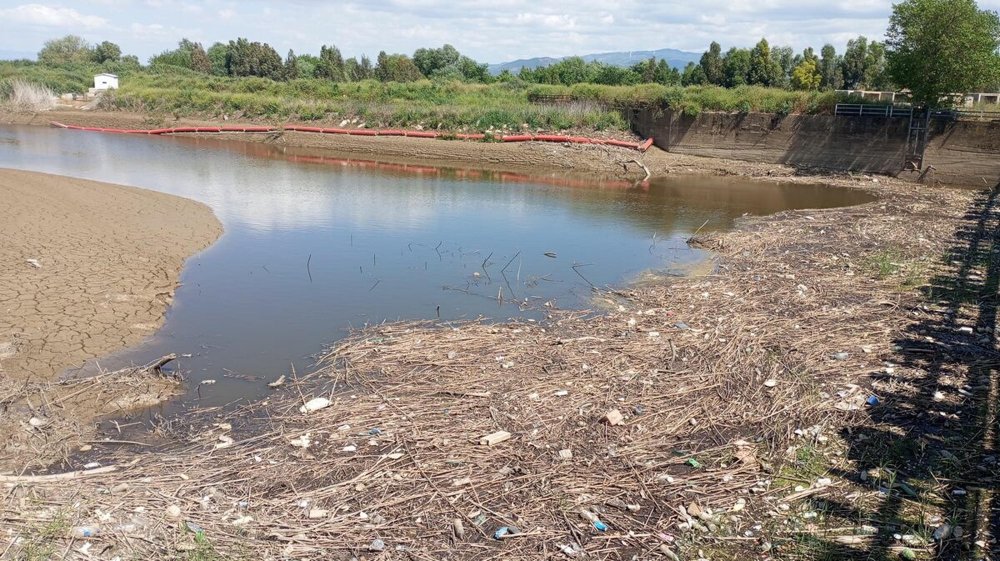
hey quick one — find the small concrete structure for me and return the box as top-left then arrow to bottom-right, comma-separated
93,73 -> 119,90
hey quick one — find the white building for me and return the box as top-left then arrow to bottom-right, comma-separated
93,73 -> 119,90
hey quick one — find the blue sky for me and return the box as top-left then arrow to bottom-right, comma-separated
2,0 -> 999,63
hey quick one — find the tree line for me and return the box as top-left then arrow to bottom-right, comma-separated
32,33 -> 894,91
28,0 -> 1000,106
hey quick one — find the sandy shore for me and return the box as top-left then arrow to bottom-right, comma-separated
0,168 -> 222,380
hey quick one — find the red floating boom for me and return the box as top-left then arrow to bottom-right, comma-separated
48,122 -> 652,152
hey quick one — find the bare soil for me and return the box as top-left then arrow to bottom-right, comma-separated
0,168 -> 222,380
0,168 -> 221,470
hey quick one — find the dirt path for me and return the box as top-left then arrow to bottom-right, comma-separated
0,168 -> 222,380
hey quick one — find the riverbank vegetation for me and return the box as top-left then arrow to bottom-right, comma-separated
1,0 -> 997,131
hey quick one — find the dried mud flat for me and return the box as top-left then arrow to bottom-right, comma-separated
4,159 -> 995,560
0,169 -> 221,469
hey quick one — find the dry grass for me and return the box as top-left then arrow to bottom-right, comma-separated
0,79 -> 55,112
0,175 -> 982,560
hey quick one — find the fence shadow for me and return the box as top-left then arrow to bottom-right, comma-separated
795,187 -> 1000,560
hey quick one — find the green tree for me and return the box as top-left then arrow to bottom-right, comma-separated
374,51 -> 424,82
770,45 -> 795,89
190,42 -> 212,73
225,38 -> 283,80
841,36 -> 871,89
791,59 -> 822,90
631,58 -> 657,83
412,44 -> 460,77
864,41 -> 891,90
149,39 -> 204,69
681,62 -> 708,85
723,48 -> 752,87
92,41 -> 121,63
295,54 -> 319,79
886,0 -> 1000,106
700,41 -> 725,85
316,44 -> 345,81
655,59 -> 681,86
819,44 -> 843,89
748,38 -> 781,86
207,43 -> 229,75
38,35 -> 92,65
594,64 -> 640,85
284,50 -> 299,80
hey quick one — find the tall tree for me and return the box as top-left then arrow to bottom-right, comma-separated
791,59 -> 822,90
284,50 -> 299,80
412,44 -> 460,77
225,38 -> 283,80
748,38 -> 780,86
770,45 -> 795,89
819,44 -> 843,89
91,41 -> 121,63
886,0 -> 1000,106
864,41 -> 890,90
700,41 -> 725,85
316,45 -> 346,81
207,43 -> 229,75
681,62 -> 708,85
38,35 -> 92,65
841,36 -> 870,89
374,51 -> 423,82
723,48 -> 752,87
190,42 -> 212,73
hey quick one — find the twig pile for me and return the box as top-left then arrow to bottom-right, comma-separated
0,177 -> 976,560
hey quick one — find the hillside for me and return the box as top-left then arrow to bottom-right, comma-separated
488,47 -> 701,74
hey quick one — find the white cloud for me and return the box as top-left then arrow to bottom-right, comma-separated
3,0 -> 1000,64
0,3 -> 107,28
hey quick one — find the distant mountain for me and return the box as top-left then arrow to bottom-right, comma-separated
488,48 -> 701,75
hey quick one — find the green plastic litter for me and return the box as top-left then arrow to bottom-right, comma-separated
686,458 -> 702,469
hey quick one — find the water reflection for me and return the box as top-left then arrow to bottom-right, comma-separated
0,125 -> 875,411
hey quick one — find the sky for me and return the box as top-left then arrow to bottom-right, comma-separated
2,0 -> 1000,63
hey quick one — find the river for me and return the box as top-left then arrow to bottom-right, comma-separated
0,125 -> 874,410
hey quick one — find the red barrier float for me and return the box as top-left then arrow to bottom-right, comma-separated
49,122 -> 651,152
404,131 -> 438,138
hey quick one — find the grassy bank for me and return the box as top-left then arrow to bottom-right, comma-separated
1,61 -> 857,133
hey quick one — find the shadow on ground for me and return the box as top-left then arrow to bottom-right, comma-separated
792,187 -> 1000,560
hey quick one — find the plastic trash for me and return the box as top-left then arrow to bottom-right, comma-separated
369,538 -> 385,551
866,395 -> 880,406
687,458 -> 702,469
369,428 -> 383,435
299,397 -> 331,413
493,526 -> 510,539
71,526 -> 99,538
479,431 -> 512,446
579,509 -> 608,532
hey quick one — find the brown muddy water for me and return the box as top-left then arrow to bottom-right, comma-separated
0,125 -> 875,413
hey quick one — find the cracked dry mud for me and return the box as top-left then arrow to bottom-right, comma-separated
0,168 -> 222,381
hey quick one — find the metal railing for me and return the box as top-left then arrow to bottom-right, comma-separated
834,103 -> 913,118
835,104 -> 1000,121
